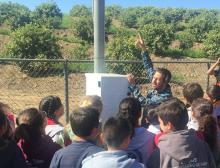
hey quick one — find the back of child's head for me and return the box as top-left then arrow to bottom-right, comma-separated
206,85 -> 220,102
15,108 -> 46,142
103,117 -> 132,148
158,98 -> 188,131
183,83 -> 204,105
80,95 -> 103,115
191,98 -> 213,119
198,115 -> 217,154
39,95 -> 63,117
146,108 -> 159,125
0,109 -> 13,140
70,107 -> 99,138
117,97 -> 141,128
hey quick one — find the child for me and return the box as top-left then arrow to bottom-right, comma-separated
15,108 -> 61,168
206,85 -> 220,119
117,97 -> 155,166
0,102 -> 15,132
182,83 -> 204,130
146,108 -> 160,135
50,107 -> 104,168
0,109 -> 27,168
207,58 -> 220,86
39,95 -> 71,146
191,98 -> 218,161
147,98 -> 216,168
82,117 -> 145,168
65,95 -> 103,141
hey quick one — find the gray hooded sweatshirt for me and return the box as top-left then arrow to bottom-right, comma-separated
147,129 -> 216,168
82,150 -> 145,168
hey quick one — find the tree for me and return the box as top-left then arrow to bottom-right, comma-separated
105,5 -> 122,19
176,30 -> 194,50
71,17 -> 93,43
0,2 -> 31,29
203,30 -> 220,59
31,2 -> 62,28
187,12 -> 217,42
119,8 -> 138,28
6,24 -> 62,75
70,5 -> 91,18
140,23 -> 174,54
106,30 -> 142,75
137,13 -> 165,28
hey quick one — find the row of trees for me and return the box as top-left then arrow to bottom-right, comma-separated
0,2 -> 62,29
1,2 -> 220,74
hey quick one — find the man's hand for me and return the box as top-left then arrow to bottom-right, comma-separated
127,74 -> 135,85
135,33 -> 147,52
217,58 -> 220,65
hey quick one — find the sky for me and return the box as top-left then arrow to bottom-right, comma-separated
1,0 -> 220,13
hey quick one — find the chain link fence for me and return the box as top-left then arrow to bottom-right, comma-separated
0,58 -> 216,122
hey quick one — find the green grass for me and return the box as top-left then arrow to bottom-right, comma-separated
163,48 -> 206,58
171,72 -> 185,85
60,14 -> 72,29
0,28 -> 10,36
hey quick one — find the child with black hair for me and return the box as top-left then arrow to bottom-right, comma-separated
191,98 -> 219,162
207,58 -> 220,86
0,109 -> 27,168
39,95 -> 71,146
82,117 -> 145,168
117,97 -> 155,166
182,83 -> 204,130
15,108 -> 61,168
50,107 -> 104,168
147,98 -> 216,168
206,85 -> 220,120
146,108 -> 160,135
0,102 -> 15,132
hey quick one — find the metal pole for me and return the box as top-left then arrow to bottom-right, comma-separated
64,60 -> 69,123
93,0 -> 105,73
206,62 -> 210,90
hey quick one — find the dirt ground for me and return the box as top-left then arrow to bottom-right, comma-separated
0,61 -> 216,117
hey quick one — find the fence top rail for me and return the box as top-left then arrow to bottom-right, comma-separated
0,58 -> 216,64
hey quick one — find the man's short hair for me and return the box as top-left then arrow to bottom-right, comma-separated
70,107 -> 99,137
191,98 -> 213,119
155,68 -> 172,84
103,117 -> 132,148
158,98 -> 188,131
183,83 -> 204,105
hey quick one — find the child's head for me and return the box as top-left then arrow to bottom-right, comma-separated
158,98 -> 188,133
80,95 -> 103,115
146,108 -> 159,126
15,108 -> 46,142
117,97 -> 141,128
70,107 -> 99,139
183,83 -> 204,106
206,85 -> 220,103
39,96 -> 64,119
0,109 -> 11,139
103,117 -> 132,150
191,98 -> 213,120
199,115 -> 217,152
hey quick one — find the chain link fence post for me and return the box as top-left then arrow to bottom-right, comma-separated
206,62 -> 210,90
64,59 -> 69,123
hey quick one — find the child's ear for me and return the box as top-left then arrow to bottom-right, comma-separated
91,127 -> 100,138
167,122 -> 173,131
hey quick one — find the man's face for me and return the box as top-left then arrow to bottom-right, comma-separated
151,71 -> 165,90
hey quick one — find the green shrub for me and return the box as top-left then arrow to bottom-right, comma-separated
6,24 -> 62,76
203,30 -> 220,59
